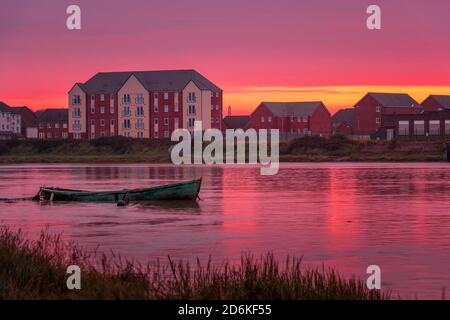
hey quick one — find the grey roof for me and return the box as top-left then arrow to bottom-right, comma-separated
428,95 -> 450,109
259,102 -> 324,117
79,70 -> 221,94
37,108 -> 68,122
366,92 -> 420,107
332,108 -> 354,124
0,101 -> 13,112
223,116 -> 250,129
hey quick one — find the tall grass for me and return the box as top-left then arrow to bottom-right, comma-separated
0,226 -> 388,300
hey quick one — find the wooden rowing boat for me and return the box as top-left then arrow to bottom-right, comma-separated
31,178 -> 202,202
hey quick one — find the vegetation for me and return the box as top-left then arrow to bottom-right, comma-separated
0,226 -> 388,300
0,135 -> 447,163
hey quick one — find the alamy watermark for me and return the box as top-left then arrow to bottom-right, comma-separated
170,121 -> 279,175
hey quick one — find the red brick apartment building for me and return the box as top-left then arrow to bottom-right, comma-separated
37,109 -> 69,140
421,95 -> 450,111
246,102 -> 332,139
353,93 -> 423,136
68,70 -> 222,140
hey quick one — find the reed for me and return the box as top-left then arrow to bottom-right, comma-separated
0,226 -> 389,300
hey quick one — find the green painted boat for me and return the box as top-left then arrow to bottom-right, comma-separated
31,178 -> 202,203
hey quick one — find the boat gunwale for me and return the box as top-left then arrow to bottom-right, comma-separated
39,178 -> 202,197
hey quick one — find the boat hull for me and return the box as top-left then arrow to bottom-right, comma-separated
32,179 -> 202,202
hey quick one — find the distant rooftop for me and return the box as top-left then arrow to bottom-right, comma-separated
75,69 -> 221,94
37,108 -> 68,122
259,101 -> 325,117
223,116 -> 250,129
332,108 -> 354,125
427,95 -> 450,109
364,93 -> 420,108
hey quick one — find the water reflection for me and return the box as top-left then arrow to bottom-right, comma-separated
0,163 -> 450,298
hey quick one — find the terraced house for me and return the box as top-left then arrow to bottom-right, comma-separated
0,101 -> 22,139
68,70 -> 222,140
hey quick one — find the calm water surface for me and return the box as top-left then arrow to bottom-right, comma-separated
1,163 -> 450,299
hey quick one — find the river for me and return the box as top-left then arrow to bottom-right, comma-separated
1,163 -> 450,299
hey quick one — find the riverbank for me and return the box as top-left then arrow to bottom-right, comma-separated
0,136 -> 447,163
0,226 -> 387,299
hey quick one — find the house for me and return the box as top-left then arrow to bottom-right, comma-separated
353,93 -> 422,136
0,101 -> 22,139
377,109 -> 450,140
246,101 -> 332,139
223,116 -> 250,130
12,106 -> 38,138
68,70 -> 223,140
37,109 -> 69,140
421,95 -> 450,112
332,108 -> 354,135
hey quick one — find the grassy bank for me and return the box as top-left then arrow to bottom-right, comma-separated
0,135 -> 447,163
0,226 -> 387,300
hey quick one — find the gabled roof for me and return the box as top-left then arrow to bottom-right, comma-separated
427,95 -> 450,109
259,101 -> 325,117
365,93 -> 420,107
37,108 -> 68,122
332,108 -> 354,124
80,70 -> 221,94
223,116 -> 250,129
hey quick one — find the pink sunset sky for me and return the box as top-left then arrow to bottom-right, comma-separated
1,0 -> 450,115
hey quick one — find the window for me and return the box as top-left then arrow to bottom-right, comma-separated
136,106 -> 144,116
73,107 -> 81,117
111,119 -> 115,126
136,93 -> 144,104
100,94 -> 105,101
72,95 -> 81,105
124,106 -> 131,116
90,119 -> 95,126
174,104 -> 179,112
211,105 -> 214,111
188,118 -> 195,128
123,94 -> 130,104
91,95 -> 95,101
110,105 -> 115,114
47,123 -> 52,129
174,117 -> 179,128
188,92 -> 196,102
47,132 -> 52,139
164,131 -> 169,138
398,121 -> 409,136
63,123 -> 67,129
154,105 -> 159,113
137,132 -> 143,138
55,123 -> 60,129
164,92 -> 168,100
376,117 -> 381,124
154,93 -> 158,100
62,132 -> 68,139
376,106 -> 381,113
216,105 -> 219,111
91,132 -> 95,139
100,106 -> 105,114
445,120 -> 450,136
39,123 -> 43,129
100,119 -> 105,126
429,120 -> 440,136
91,105 -> 95,114
100,131 -> 106,137
123,119 -> 131,129
268,116 -> 272,122
414,120 -> 425,135
188,105 -> 196,114
261,117 -> 265,123
164,118 -> 169,125
154,118 -> 158,125
136,119 -> 144,129
164,105 -> 169,113
303,116 -> 308,123
154,131 -> 159,138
